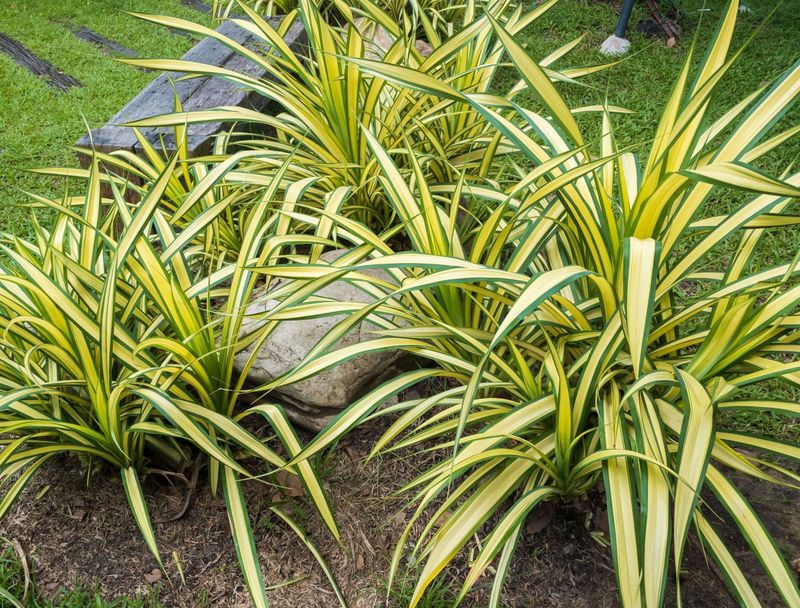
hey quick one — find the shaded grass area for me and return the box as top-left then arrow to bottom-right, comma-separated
0,0 -> 213,237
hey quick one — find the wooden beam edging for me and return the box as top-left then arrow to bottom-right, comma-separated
69,25 -> 138,58
181,0 -> 213,15
0,32 -> 82,91
75,16 -> 307,159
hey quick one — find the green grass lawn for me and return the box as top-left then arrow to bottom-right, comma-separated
0,0 -> 213,237
2,0 -> 796,237
0,0 -> 797,605
512,0 -> 800,153
514,0 -> 800,256
506,0 -> 800,259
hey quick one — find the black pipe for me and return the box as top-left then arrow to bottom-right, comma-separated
614,0 -> 636,38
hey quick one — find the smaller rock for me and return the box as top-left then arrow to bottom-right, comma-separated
525,500 -> 555,535
344,445 -> 361,463
389,511 -> 406,528
414,39 -> 433,57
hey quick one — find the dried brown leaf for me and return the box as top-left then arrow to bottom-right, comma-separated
525,501 -> 555,535
144,569 -> 162,584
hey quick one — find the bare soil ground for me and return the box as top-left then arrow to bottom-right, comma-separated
1,418 -> 798,607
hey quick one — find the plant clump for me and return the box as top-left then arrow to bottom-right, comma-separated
1,1 -> 799,607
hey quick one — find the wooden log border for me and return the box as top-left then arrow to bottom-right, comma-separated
69,26 -> 137,57
0,32 -> 81,91
181,0 -> 213,14
76,17 -> 306,158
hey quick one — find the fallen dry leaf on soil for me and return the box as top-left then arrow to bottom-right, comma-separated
525,501 -> 555,535
144,569 -> 162,584
594,508 -> 610,534
344,446 -> 361,463
275,471 -> 304,498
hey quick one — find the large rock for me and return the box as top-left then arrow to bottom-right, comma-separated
353,17 -> 433,60
234,250 -> 404,431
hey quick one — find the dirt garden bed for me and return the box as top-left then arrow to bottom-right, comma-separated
3,411 -> 797,607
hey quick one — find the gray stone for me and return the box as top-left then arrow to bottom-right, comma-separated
353,17 -> 434,60
235,250 -> 404,431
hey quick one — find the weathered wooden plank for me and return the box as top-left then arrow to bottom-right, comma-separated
134,19 -> 307,156
69,26 -> 137,57
181,0 -> 213,14
76,19 -> 247,155
0,32 -> 81,91
76,17 -> 307,160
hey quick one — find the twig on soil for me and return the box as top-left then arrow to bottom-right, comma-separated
352,526 -> 376,557
265,575 -> 310,590
154,459 -> 202,524
195,548 -> 225,579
